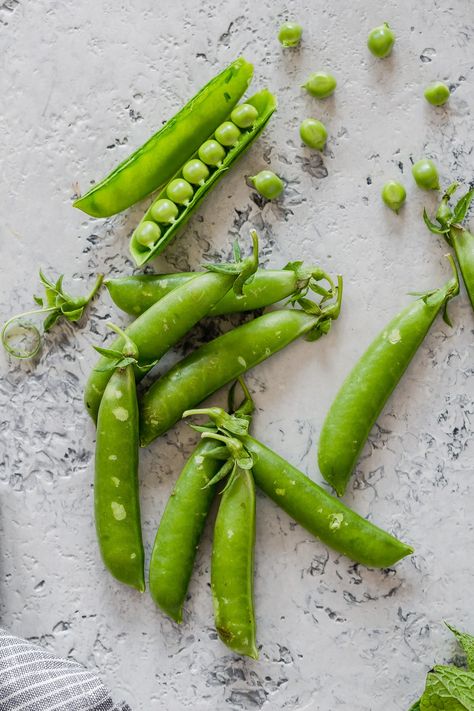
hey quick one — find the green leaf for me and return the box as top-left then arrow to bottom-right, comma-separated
420,666 -> 474,710
63,308 -> 84,322
446,624 -> 474,671
33,295 -> 43,306
43,310 -> 61,332
202,446 -> 230,460
94,345 -> 126,359
423,208 -> 450,235
452,188 -> 474,225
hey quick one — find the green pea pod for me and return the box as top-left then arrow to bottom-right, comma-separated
140,283 -> 342,446
240,435 -> 413,568
149,439 -> 221,623
424,184 -> 474,310
105,263 -> 334,317
73,58 -> 254,217
95,363 -> 145,592
129,89 -> 277,265
211,466 -> 258,659
318,258 -> 459,497
85,238 -> 259,422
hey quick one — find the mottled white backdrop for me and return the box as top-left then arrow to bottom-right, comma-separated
1,1 -> 473,709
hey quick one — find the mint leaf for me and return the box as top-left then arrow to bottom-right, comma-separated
420,666 -> 474,710
446,624 -> 474,671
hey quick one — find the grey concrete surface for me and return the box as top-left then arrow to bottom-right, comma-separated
1,1 -> 473,709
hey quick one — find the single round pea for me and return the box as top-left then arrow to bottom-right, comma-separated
215,121 -> 242,147
150,198 -> 179,223
278,21 -> 302,47
166,178 -> 194,205
198,139 -> 226,167
182,159 -> 210,186
381,181 -> 406,213
134,220 -> 161,248
230,103 -> 259,129
302,72 -> 337,99
367,22 -> 395,58
412,159 -> 440,191
424,82 -> 450,106
249,170 -> 284,200
299,118 -> 327,150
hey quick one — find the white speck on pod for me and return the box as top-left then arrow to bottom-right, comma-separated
111,502 -> 126,520
328,513 -> 344,530
108,454 -> 117,461
275,488 -> 286,496
238,356 -> 247,367
111,477 -> 120,487
388,328 -> 401,344
113,407 -> 129,421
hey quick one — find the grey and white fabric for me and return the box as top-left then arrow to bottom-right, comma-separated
0,628 -> 131,711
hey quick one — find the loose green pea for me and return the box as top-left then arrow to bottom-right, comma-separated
182,159 -> 210,186
134,220 -> 161,248
381,181 -> 406,212
249,170 -> 284,200
230,103 -> 259,129
198,139 -> 226,167
299,118 -> 327,150
215,121 -> 242,147
278,21 -> 302,47
150,198 -> 179,223
367,22 -> 395,58
166,178 -> 194,205
412,159 -> 440,191
302,72 -> 337,99
424,82 -> 450,106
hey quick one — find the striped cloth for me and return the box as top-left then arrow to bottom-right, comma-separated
0,628 -> 131,711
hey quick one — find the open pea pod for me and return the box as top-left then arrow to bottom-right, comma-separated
129,89 -> 277,266
73,57 -> 253,217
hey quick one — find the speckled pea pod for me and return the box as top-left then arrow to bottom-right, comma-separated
139,282 -> 342,446
318,259 -> 459,496
95,363 -> 144,592
211,466 -> 257,659
105,263 -> 334,317
85,236 -> 259,422
149,439 -> 221,623
240,435 -> 412,567
129,89 -> 276,265
73,58 -> 254,217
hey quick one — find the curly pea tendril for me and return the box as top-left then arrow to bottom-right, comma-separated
1,270 -> 103,360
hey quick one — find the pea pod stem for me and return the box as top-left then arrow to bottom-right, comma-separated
74,58 -> 254,217
424,183 -> 474,310
85,235 -> 260,422
105,261 -> 335,318
318,256 -> 459,497
139,279 -> 342,446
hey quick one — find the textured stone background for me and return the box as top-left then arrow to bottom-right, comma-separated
1,1 -> 473,709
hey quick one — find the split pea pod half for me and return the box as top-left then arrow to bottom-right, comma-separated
139,277 -> 343,446
94,326 -> 145,591
129,89 -> 277,265
424,183 -> 474,311
149,384 -> 254,624
105,261 -> 336,317
185,402 -> 413,568
84,233 -> 259,422
318,256 -> 459,497
73,58 -> 254,217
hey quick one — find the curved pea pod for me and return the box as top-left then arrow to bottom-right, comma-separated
318,259 -> 459,497
424,184 -> 474,310
240,435 -> 412,568
140,285 -> 342,446
149,439 -> 221,623
95,364 -> 145,591
129,89 -> 277,265
85,239 -> 258,423
73,58 -> 253,217
105,263 -> 333,317
212,467 -> 257,659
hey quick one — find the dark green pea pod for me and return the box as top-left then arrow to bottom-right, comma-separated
211,465 -> 257,659
318,257 -> 459,497
105,262 -> 335,317
129,89 -> 277,265
94,326 -> 145,592
73,58 -> 253,217
139,278 -> 342,446
424,183 -> 474,310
